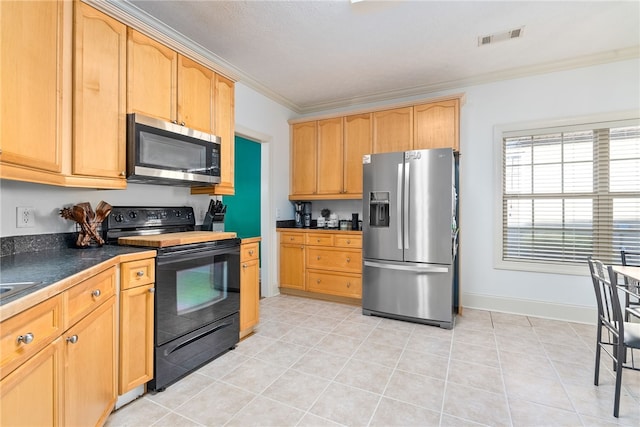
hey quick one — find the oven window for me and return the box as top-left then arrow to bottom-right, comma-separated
176,262 -> 227,315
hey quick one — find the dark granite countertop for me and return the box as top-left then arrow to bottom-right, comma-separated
0,245 -> 155,307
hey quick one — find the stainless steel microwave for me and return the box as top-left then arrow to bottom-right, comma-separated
126,113 -> 221,186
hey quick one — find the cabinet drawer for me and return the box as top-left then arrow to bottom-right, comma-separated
307,270 -> 362,298
280,233 -> 304,245
306,247 -> 361,273
241,242 -> 259,262
306,233 -> 334,246
65,266 -> 116,328
0,294 -> 63,380
334,235 -> 362,248
121,258 -> 155,290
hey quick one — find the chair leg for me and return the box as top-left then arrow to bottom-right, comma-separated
594,325 -> 601,385
613,344 -> 624,418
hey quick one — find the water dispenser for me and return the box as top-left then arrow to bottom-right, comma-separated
369,191 -> 390,227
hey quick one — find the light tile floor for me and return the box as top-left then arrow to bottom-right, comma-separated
106,295 -> 640,426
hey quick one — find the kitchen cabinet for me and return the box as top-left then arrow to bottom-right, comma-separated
119,258 -> 155,394
414,99 -> 460,151
64,295 -> 116,427
290,121 -> 318,197
0,0 -> 64,175
72,1 -> 127,181
278,230 -> 362,301
372,107 -> 413,154
0,264 -> 123,427
343,113 -> 372,196
211,74 -> 236,195
240,238 -> 261,338
279,232 -> 306,290
177,55 -> 215,133
0,0 -> 128,189
317,118 -> 344,195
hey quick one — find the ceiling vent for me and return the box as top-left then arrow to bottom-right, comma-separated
478,27 -> 524,46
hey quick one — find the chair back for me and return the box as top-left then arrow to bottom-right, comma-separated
588,259 -> 624,338
621,250 -> 640,267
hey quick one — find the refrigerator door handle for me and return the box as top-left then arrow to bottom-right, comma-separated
404,161 -> 410,250
364,260 -> 449,273
397,163 -> 403,250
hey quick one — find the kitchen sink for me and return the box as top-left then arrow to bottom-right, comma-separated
0,281 -> 42,299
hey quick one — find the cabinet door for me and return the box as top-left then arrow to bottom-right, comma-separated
240,258 -> 260,332
372,107 -> 413,154
290,121 -> 317,196
119,284 -> 154,394
127,29 -> 177,122
72,2 -> 126,179
178,55 -> 214,133
343,113 -> 372,195
414,99 -> 460,151
212,74 -> 235,194
317,118 -> 344,195
279,244 -> 305,290
0,338 -> 63,427
0,0 -> 63,173
64,296 -> 116,427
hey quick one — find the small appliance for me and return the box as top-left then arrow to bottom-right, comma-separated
294,202 -> 305,228
303,202 -> 312,227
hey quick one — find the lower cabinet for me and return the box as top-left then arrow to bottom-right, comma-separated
240,238 -> 261,338
64,296 -> 116,427
0,254 -> 156,427
278,230 -> 362,300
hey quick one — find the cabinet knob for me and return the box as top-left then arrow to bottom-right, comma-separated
180,121 -> 186,126
171,120 -> 178,124
120,171 -> 126,176
316,239 -> 320,242
137,271 -> 144,277
249,249 -> 254,256
347,282 -> 351,288
317,256 -> 321,260
290,237 -> 294,241
316,279 -> 321,284
17,333 -> 34,345
242,263 -> 247,269
66,335 -> 79,344
91,289 -> 101,298
346,257 -> 351,263
300,245 -> 304,249
149,288 -> 155,293
347,240 -> 351,244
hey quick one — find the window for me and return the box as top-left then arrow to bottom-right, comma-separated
497,116 -> 640,273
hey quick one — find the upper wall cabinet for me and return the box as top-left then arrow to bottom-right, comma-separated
72,1 -> 127,181
289,97 -> 460,200
1,0 -> 64,175
372,107 -> 413,154
414,99 -> 460,151
0,0 -> 127,189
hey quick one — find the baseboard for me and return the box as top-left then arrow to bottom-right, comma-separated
461,292 -> 597,324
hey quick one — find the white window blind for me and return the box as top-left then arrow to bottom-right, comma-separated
502,122 -> 640,266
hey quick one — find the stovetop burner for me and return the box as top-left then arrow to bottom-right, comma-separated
102,206 -> 196,243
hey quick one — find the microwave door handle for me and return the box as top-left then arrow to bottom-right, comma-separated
397,163 -> 403,251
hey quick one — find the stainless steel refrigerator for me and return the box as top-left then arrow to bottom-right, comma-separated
362,148 -> 458,328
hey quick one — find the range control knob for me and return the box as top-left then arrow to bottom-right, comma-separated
114,213 -> 125,222
175,210 -> 182,217
128,211 -> 137,219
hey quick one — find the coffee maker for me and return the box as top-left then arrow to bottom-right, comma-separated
303,202 -> 312,228
294,202 -> 305,228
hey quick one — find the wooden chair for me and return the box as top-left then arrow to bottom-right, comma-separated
588,258 -> 640,418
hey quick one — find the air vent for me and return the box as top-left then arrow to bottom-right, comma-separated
478,27 -> 524,46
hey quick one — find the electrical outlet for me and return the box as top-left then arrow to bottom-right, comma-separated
198,208 -> 205,221
16,207 -> 36,228
276,208 -> 281,219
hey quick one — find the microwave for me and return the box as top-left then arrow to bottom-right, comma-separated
126,113 -> 221,186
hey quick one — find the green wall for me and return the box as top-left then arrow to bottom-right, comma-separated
223,136 -> 261,255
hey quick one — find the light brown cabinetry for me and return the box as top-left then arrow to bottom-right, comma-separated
211,74 -> 235,195
0,0 -> 127,189
72,1 -> 127,181
343,113 -> 372,196
278,230 -> 362,300
0,0 -> 64,175
279,232 -> 306,290
240,239 -> 260,338
372,107 -> 413,154
317,118 -> 344,195
119,258 -> 155,394
290,122 -> 318,197
414,99 -> 460,151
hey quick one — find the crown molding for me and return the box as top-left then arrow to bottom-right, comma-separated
84,1 -> 639,117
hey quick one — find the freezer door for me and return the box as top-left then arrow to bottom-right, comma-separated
362,260 -> 454,328
405,148 -> 453,264
362,151 -> 405,262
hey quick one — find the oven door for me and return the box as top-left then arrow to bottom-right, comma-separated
154,242 -> 240,346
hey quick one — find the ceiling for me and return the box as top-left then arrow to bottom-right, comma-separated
101,0 -> 640,114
